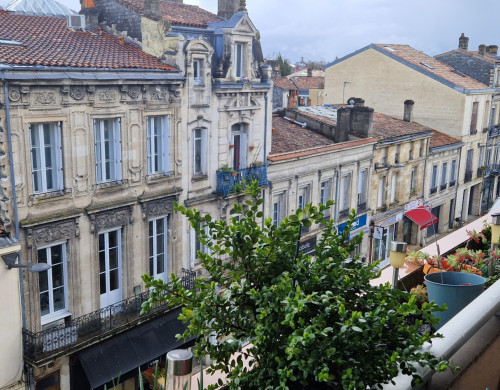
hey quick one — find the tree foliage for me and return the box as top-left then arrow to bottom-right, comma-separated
142,181 -> 451,390
277,53 -> 292,77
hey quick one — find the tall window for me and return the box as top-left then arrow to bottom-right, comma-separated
339,173 -> 352,214
408,142 -> 413,160
149,217 -> 167,282
465,149 -> 473,183
193,59 -> 202,85
94,119 -> 121,183
231,124 -> 247,171
297,186 -> 310,211
190,224 -> 209,267
357,169 -> 367,209
320,179 -> 332,219
441,162 -> 448,189
235,43 -> 243,78
193,128 -> 207,176
99,229 -> 122,308
390,173 -> 397,203
147,116 -> 170,175
381,148 -> 387,165
470,102 -> 478,132
394,145 -> 400,164
377,176 -> 386,208
450,159 -> 457,186
419,139 -> 425,158
38,243 -> 67,323
430,165 -> 438,193
410,167 -> 416,192
30,123 -> 63,194
272,192 -> 286,228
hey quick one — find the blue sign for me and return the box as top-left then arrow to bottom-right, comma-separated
337,213 -> 367,234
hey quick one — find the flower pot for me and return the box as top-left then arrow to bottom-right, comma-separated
424,272 -> 486,329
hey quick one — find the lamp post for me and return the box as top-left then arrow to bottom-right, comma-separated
2,252 -> 51,272
166,349 -> 193,390
490,213 -> 500,276
389,241 -> 407,290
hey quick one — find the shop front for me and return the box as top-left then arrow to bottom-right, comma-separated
370,208 -> 404,266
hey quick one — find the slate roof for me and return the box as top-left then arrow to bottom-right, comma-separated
112,0 -> 222,27
273,77 -> 297,90
429,130 -> 462,150
436,49 -> 500,64
290,76 -> 324,90
373,44 -> 489,90
0,10 -> 174,70
372,112 -> 433,140
269,114 -> 376,161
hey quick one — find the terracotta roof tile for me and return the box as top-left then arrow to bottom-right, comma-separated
374,44 -> 489,90
290,76 -> 324,89
273,77 -> 297,90
0,10 -> 174,70
372,112 -> 433,139
289,69 -> 325,78
429,130 -> 462,149
113,0 -> 222,27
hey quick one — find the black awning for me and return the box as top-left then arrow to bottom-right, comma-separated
79,307 -> 194,389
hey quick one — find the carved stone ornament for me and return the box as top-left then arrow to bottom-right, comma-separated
142,197 -> 174,219
8,88 -> 21,102
168,84 -> 181,103
151,86 -> 168,101
128,86 -> 141,99
34,91 -> 56,105
97,90 -> 116,102
70,87 -> 85,100
30,220 -> 78,248
90,207 -> 132,234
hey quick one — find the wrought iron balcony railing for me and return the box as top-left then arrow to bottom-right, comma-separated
488,125 -> 500,137
464,170 -> 473,183
484,164 -> 500,176
216,165 -> 268,197
23,269 -> 196,364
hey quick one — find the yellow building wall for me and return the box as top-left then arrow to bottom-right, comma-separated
324,48 -> 467,138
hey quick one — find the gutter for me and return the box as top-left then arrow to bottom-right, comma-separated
374,131 -> 432,146
429,142 -> 465,154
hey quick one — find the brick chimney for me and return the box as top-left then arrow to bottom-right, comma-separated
80,0 -> 99,29
403,100 -> 414,122
487,45 -> 498,55
458,33 -> 469,50
144,0 -> 161,20
478,44 -> 487,56
307,67 -> 313,77
350,105 -> 373,138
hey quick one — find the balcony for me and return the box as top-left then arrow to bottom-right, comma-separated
357,202 -> 367,213
430,186 -> 437,194
488,125 -> 500,137
216,165 -> 268,197
484,164 -> 500,176
464,170 -> 473,183
23,269 -> 196,365
440,184 -> 447,191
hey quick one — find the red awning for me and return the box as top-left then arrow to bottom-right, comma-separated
405,207 -> 438,230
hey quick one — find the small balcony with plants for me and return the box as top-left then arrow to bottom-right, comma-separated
216,163 -> 268,197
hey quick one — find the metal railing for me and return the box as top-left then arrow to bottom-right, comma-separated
484,164 -> 500,176
216,165 -> 268,197
488,125 -> 500,137
464,170 -> 473,183
23,269 -> 196,364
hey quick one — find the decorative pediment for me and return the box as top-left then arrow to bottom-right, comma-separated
185,36 -> 214,55
234,15 -> 257,35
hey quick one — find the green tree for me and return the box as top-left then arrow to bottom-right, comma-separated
277,53 -> 292,77
142,182 -> 451,390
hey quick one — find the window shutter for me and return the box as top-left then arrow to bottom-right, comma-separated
146,117 -> 152,174
56,122 -> 63,191
164,115 -> 170,173
201,129 -> 207,174
189,226 -> 195,268
94,120 -> 101,183
114,118 -> 122,181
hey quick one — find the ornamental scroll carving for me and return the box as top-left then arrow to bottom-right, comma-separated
141,197 -> 174,220
28,219 -> 78,248
34,91 -> 56,105
89,206 -> 132,234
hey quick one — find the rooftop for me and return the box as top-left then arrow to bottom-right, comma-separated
289,69 -> 325,78
112,0 -> 222,28
3,0 -> 76,16
435,48 -> 500,65
273,77 -> 297,90
372,112 -> 434,140
0,10 -> 174,70
290,76 -> 324,90
374,44 -> 489,90
429,130 -> 462,150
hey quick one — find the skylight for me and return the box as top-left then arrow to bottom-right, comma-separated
0,38 -> 22,46
383,46 -> 396,52
420,62 -> 434,69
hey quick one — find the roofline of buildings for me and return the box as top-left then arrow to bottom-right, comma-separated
429,142 -> 465,153
324,44 -> 496,95
374,130 -> 433,145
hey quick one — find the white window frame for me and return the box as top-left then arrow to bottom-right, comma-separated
231,123 -> 248,171
38,242 -> 68,325
441,162 -> 448,187
272,192 -> 287,228
390,174 -> 397,203
357,169 -> 367,206
450,160 -> 457,184
340,173 -> 352,212
297,185 -> 310,211
410,167 -> 416,191
30,122 -> 63,194
190,223 -> 210,268
94,118 -> 121,183
193,59 -> 202,86
149,216 -> 168,283
99,228 -> 122,309
235,43 -> 244,78
147,115 -> 170,175
193,128 -> 207,176
320,179 -> 333,218
431,164 -> 438,192
377,176 -> 386,208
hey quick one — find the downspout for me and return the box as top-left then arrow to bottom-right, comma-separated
454,146 -> 463,220
421,138 -> 428,247
4,81 -> 30,386
262,91 -> 268,229
334,166 -> 340,227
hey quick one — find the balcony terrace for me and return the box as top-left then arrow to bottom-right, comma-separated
216,165 -> 268,197
23,269 -> 196,365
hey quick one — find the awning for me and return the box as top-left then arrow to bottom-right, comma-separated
405,207 -> 438,230
79,307 -> 195,389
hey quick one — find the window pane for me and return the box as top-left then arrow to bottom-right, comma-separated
39,270 -> 48,293
40,291 -> 50,316
53,286 -> 65,311
109,248 -> 118,270
157,253 -> 165,274
100,273 -> 106,294
109,269 -> 119,291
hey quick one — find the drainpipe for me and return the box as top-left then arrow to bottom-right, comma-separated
4,82 -> 30,387
454,146 -> 463,221
262,92 -> 268,229
421,138 -> 428,246
334,166 -> 340,227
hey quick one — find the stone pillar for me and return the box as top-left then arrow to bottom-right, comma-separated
458,33 -> 469,50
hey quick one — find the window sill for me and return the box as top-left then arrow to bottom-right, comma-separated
95,180 -> 127,193
41,310 -> 71,327
192,175 -> 208,183
146,172 -> 173,183
31,190 -> 68,204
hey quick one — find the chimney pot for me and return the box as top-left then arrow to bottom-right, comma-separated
403,100 -> 414,122
478,44 -> 487,56
307,68 -> 313,77
144,0 -> 161,20
458,33 -> 469,50
487,45 -> 498,55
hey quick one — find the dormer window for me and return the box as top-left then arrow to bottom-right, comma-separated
193,59 -> 202,86
235,43 -> 244,78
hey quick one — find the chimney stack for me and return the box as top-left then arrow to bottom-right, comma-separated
458,33 -> 469,50
487,45 -> 498,55
80,0 -> 99,29
144,0 -> 161,20
403,100 -> 414,122
307,68 -> 313,77
218,0 -> 241,19
478,44 -> 487,56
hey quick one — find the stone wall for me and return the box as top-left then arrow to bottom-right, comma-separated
97,0 -> 143,40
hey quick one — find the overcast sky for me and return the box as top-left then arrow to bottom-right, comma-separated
2,0 -> 499,64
